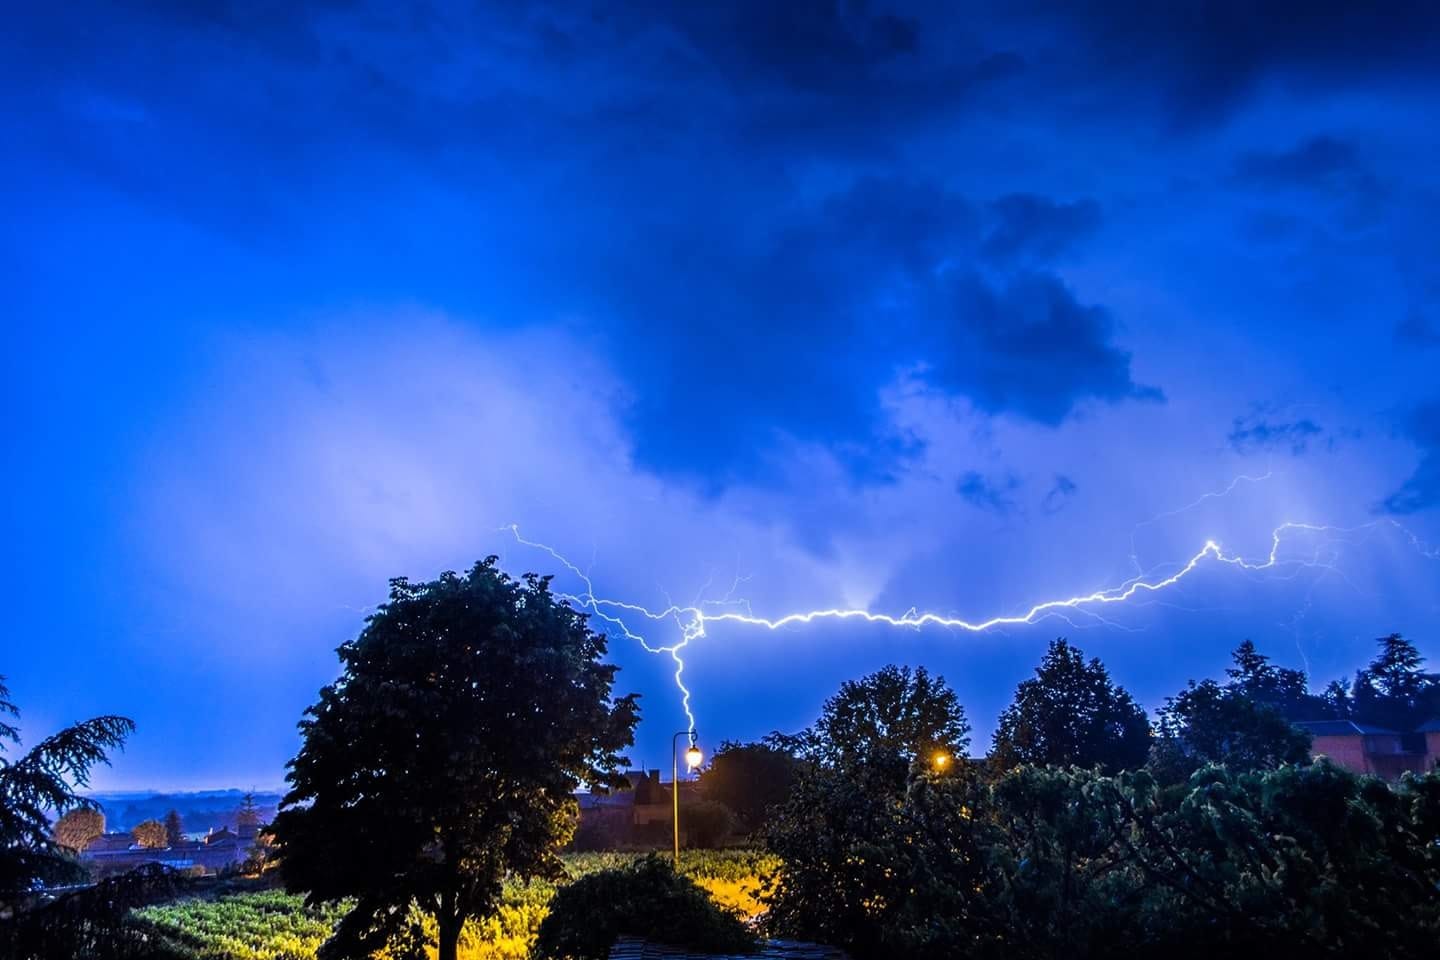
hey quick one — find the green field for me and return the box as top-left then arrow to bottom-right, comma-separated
133,850 -> 778,960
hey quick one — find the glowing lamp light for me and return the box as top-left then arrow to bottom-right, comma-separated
685,744 -> 704,769
933,752 -> 950,771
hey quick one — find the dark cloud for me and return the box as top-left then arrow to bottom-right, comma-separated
1234,136 -> 1364,188
958,470 -> 1022,515
925,271 -> 1162,426
1232,136 -> 1385,229
1030,1 -> 1440,125
1042,474 -> 1078,514
1396,311 -> 1440,349
1380,402 -> 1440,514
983,194 -> 1102,263
1227,414 -> 1324,456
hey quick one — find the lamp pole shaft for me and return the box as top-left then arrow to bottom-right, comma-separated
671,730 -> 694,870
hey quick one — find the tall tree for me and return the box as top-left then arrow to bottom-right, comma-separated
163,809 -> 184,847
991,639 -> 1150,773
236,792 -> 261,828
53,808 -> 105,854
806,664 -> 970,782
1224,639 -> 1322,719
1152,678 -> 1312,782
0,675 -> 133,905
131,819 -> 168,849
1349,634 -> 1439,730
269,559 -> 640,960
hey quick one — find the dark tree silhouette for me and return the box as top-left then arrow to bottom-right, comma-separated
698,737 -> 803,834
1348,634 -> 1439,731
806,664 -> 969,783
235,792 -> 261,828
269,559 -> 640,960
0,675 -> 133,905
163,810 -> 184,848
991,639 -> 1150,773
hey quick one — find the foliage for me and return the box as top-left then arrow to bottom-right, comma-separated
805,663 -> 970,785
680,798 -> 737,848
1151,641 -> 1314,782
764,752 -> 1440,960
134,818 -> 170,849
269,559 -> 640,960
699,737 -> 804,834
164,809 -> 186,847
533,855 -> 756,960
54,807 -> 106,853
126,851 -> 774,960
1348,633 -> 1440,731
0,674 -> 134,905
1,863 -> 193,960
237,793 -> 262,828
991,638 -> 1150,773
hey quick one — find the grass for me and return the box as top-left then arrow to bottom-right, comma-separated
132,850 -> 778,960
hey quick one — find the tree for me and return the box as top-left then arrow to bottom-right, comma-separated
1349,634 -> 1439,731
0,675 -> 133,905
1152,678 -> 1311,782
698,737 -> 803,834
534,856 -> 755,960
131,819 -> 168,849
1224,639 -> 1324,720
269,559 -> 640,960
763,666 -> 976,956
236,792 -> 261,828
991,639 -> 1150,773
163,809 -> 184,847
806,664 -> 970,783
53,808 -> 105,854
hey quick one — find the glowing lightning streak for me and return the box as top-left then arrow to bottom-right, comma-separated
507,517 -> 1436,736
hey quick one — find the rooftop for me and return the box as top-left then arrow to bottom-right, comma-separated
1294,720 -> 1400,737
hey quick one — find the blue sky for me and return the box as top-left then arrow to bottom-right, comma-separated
5,1 -> 1440,789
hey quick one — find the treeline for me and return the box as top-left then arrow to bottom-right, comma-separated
703,633 -> 1440,833
698,635 -> 1440,960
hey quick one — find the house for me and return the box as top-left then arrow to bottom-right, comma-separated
1296,719 -> 1440,779
80,824 -> 256,877
573,770 -> 704,849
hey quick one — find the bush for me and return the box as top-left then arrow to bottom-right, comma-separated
533,855 -> 757,960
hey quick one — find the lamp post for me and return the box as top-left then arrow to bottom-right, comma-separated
672,730 -> 702,869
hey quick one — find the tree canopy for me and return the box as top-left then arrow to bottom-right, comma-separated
0,675 -> 133,905
53,808 -> 105,854
698,737 -> 803,834
1152,641 -> 1313,781
269,559 -> 640,960
805,664 -> 969,783
991,639 -> 1150,773
1348,633 -> 1440,731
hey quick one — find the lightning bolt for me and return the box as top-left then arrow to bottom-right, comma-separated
505,514 -> 1437,737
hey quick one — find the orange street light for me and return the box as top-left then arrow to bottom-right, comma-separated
933,751 -> 950,771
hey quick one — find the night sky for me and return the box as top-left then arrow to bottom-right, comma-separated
6,2 -> 1440,790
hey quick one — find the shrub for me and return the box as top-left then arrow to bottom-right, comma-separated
533,855 -> 757,960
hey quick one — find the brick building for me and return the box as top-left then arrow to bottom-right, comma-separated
1296,719 -> 1440,779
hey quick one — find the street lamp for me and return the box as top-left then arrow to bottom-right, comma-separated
932,751 -> 950,771
673,730 -> 702,868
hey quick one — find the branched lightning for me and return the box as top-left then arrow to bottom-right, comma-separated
505,507 -> 1437,736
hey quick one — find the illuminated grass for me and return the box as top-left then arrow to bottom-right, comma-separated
133,850 -> 778,960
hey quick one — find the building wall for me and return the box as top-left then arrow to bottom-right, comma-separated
1310,735 -> 1372,774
